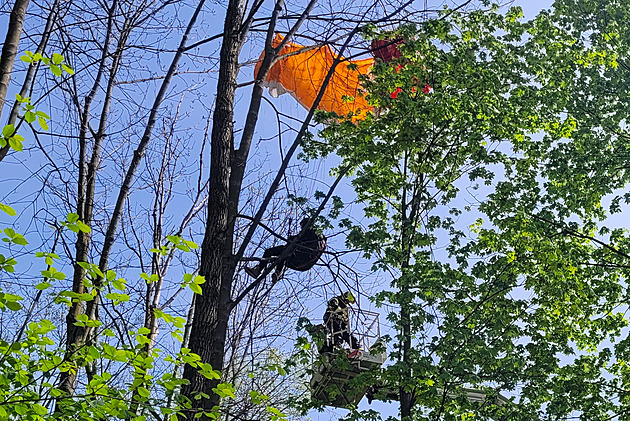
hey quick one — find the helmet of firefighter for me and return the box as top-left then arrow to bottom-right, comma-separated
344,291 -> 356,304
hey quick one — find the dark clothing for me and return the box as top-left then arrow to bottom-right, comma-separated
257,229 -> 326,273
262,245 -> 286,259
323,296 -> 350,325
320,319 -> 359,353
321,295 -> 359,353
286,229 -> 325,271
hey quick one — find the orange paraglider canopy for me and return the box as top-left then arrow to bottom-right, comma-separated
255,34 -> 374,120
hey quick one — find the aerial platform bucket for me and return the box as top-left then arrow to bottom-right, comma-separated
310,308 -> 386,407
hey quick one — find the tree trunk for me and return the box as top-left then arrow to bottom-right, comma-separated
400,162 -> 415,419
57,0 -> 119,402
0,0 -> 31,162
400,304 -> 413,419
181,1 -> 245,417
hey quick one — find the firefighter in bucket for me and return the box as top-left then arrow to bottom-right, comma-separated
320,291 -> 360,354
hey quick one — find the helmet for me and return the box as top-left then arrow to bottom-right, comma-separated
344,291 -> 356,304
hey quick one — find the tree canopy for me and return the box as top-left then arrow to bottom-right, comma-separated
305,3 -> 630,419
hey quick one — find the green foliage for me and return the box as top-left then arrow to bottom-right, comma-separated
0,213 -> 249,420
15,94 -> 51,132
1,53 -> 68,153
2,227 -> 27,246
306,4 -> 630,420
0,254 -> 17,273
150,234 -> 198,256
0,123 -> 25,151
63,212 -> 91,233
182,272 -> 206,295
0,46 -> 290,420
0,248 -> 233,420
20,50 -> 74,77
0,202 -> 16,216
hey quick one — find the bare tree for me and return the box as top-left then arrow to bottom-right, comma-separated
181,0 -> 423,417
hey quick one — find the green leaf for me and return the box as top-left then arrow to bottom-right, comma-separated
76,221 -> 90,233
88,346 -> 100,359
212,383 -> 235,399
184,239 -> 199,249
0,203 -> 16,216
8,136 -> 23,152
113,278 -> 126,290
11,233 -> 27,245
189,283 -> 203,295
40,359 -> 56,372
266,407 -> 285,417
52,53 -> 64,64
38,116 -> 49,131
6,301 -> 21,311
52,271 -> 66,280
105,292 -> 129,303
49,64 -> 62,77
67,213 -> 79,223
62,64 -> 75,75
24,111 -> 36,124
2,124 -> 15,138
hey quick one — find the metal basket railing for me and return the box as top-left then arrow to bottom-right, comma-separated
348,307 -> 381,351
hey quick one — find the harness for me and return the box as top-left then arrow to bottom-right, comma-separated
285,231 -> 326,271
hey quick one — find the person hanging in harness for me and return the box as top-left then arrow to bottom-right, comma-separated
320,291 -> 360,354
245,218 -> 326,282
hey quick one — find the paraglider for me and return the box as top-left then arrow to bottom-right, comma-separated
256,34 -> 430,120
245,218 -> 326,282
255,34 -> 374,119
